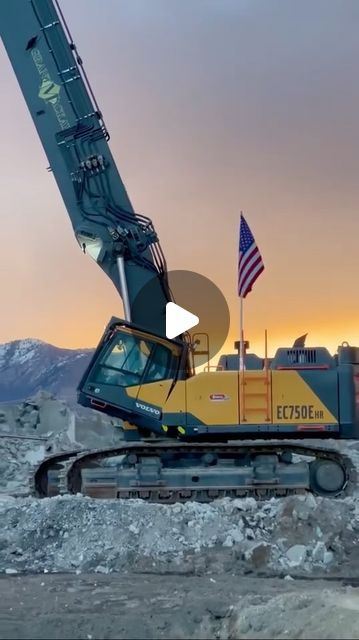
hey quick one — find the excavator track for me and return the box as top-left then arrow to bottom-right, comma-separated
31,440 -> 357,502
30,449 -> 86,498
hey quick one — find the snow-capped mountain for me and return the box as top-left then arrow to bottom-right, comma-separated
0,338 -> 95,402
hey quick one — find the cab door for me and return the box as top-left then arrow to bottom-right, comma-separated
127,339 -> 185,422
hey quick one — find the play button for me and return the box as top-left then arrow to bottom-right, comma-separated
131,269 -> 230,367
166,302 -> 199,339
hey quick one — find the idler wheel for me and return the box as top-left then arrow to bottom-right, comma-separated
309,459 -> 346,496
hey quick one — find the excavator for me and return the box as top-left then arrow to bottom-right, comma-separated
1,0 -> 358,501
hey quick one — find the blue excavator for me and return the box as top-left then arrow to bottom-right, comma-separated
1,0 -> 358,501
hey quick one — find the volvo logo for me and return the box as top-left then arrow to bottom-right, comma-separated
135,402 -> 161,417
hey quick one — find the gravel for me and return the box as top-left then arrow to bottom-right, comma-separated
0,492 -> 358,577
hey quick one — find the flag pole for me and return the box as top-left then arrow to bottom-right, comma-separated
240,294 -> 244,369
240,293 -> 245,422
239,210 -> 244,372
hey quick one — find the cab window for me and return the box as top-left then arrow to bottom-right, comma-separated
93,333 -> 151,386
92,332 -> 178,387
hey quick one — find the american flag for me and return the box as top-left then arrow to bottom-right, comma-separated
238,213 -> 264,297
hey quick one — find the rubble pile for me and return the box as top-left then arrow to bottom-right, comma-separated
0,391 -> 123,494
0,391 -> 75,437
217,588 -> 359,640
0,392 -> 79,494
0,439 -> 46,495
0,492 -> 358,576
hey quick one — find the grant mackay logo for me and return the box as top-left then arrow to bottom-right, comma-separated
38,78 -> 61,104
30,48 -> 70,130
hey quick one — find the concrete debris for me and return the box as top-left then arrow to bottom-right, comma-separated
312,541 -> 334,565
244,542 -> 272,569
0,492 -> 358,576
0,392 -> 123,494
0,439 -> 46,495
225,588 -> 359,640
286,544 -> 307,567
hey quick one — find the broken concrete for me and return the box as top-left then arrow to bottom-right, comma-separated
0,392 -> 123,494
0,493 -> 358,577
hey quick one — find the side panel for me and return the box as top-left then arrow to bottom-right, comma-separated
271,370 -> 338,424
127,379 -> 187,427
185,372 -> 239,427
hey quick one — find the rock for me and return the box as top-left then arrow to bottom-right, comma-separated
27,410 -> 39,428
0,461 -> 8,475
32,390 -> 54,403
223,536 -> 234,548
237,617 -> 251,634
286,545 -> 307,567
312,541 -> 327,563
233,497 -> 257,511
324,551 -> 334,565
129,524 -> 139,534
245,543 -> 271,569
245,528 -> 255,540
95,565 -> 110,574
206,600 -> 229,619
292,494 -> 318,522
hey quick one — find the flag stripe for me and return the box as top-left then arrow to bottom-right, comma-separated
241,263 -> 264,297
238,214 -> 264,298
238,243 -> 259,285
239,254 -> 263,293
238,242 -> 257,272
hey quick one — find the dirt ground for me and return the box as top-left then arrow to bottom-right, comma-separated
1,573 -> 359,640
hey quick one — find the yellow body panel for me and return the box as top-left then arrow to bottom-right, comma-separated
126,379 -> 186,417
186,371 -> 238,425
126,368 -> 336,429
271,370 -> 337,424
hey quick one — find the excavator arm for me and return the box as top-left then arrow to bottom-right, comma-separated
0,0 -> 171,334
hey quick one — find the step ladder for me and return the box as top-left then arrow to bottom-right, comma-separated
240,370 -> 271,423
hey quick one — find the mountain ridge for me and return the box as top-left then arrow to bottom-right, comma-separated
0,338 -> 95,403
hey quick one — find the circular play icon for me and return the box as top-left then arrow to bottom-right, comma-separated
165,302 -> 199,339
132,269 -> 230,367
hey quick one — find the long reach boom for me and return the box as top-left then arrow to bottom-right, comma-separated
1,0 -> 171,334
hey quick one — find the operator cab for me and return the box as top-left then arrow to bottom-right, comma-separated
77,318 -> 188,426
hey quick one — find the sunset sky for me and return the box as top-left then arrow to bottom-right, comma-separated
1,0 -> 359,358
